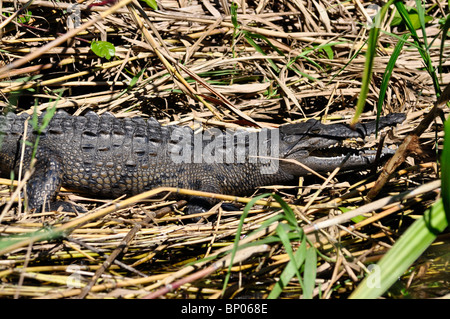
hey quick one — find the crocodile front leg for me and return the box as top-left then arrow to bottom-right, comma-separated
26,151 -> 85,213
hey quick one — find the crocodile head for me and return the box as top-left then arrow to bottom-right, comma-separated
278,113 -> 406,176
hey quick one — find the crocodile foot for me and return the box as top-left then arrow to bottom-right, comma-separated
33,201 -> 87,214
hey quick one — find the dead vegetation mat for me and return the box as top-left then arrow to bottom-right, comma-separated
0,0 -> 449,299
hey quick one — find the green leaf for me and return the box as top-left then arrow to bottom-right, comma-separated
139,0 -> 158,10
17,10 -> 32,24
91,41 -> 115,60
407,13 -> 433,30
350,215 -> 366,223
390,6 -> 432,29
339,206 -> 367,223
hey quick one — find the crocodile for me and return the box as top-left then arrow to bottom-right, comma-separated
0,110 -> 405,214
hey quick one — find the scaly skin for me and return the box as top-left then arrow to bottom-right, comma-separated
0,111 -> 405,213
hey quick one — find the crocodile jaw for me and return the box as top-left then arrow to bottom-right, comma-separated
279,147 -> 396,176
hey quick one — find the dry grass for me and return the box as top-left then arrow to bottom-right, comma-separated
0,0 -> 449,299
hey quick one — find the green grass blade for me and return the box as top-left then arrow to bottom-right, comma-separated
288,68 -> 319,83
270,194 -> 296,226
394,2 -> 421,39
230,2 -> 239,29
439,14 -> 450,81
288,42 -> 347,80
394,1 -> 441,96
268,235 -> 307,299
0,227 -> 64,252
244,33 -> 279,72
274,223 -> 303,287
352,0 -> 395,125
352,26 -> 379,124
376,33 -> 410,131
355,0 -> 440,125
245,32 -> 285,57
441,117 -> 450,222
221,193 -> 272,294
303,247 -> 317,299
329,38 -> 367,84
349,199 -> 448,299
230,1 -> 240,59
222,192 -> 311,298
414,0 -> 429,48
